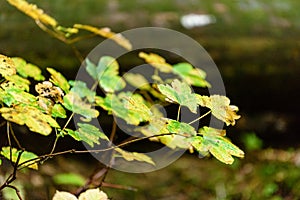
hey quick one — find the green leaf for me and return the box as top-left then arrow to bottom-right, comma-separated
158,79 -> 198,113
114,148 -> 155,166
53,173 -> 85,186
47,68 -> 70,93
138,52 -> 173,73
196,95 -> 241,126
0,54 -> 16,77
52,104 -> 67,118
69,80 -> 95,103
66,123 -> 108,147
0,87 -> 36,106
12,57 -> 45,81
78,189 -> 108,200
52,191 -> 77,200
166,120 -> 196,136
86,57 -> 126,93
101,93 -> 151,125
0,105 -> 60,136
191,126 -> 244,164
63,92 -> 99,119
173,62 -> 210,87
1,147 -> 38,169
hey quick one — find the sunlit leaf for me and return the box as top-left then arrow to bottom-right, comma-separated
114,148 -> 155,166
101,93 -> 151,125
0,87 -> 36,106
173,62 -> 210,87
47,68 -> 70,93
166,120 -> 196,136
5,74 -> 30,91
7,0 -> 57,27
1,147 -> 38,169
158,79 -> 198,113
52,104 -> 67,118
0,54 -> 16,77
69,80 -> 95,103
85,57 -> 125,93
196,94 -> 241,126
66,123 -> 108,147
74,24 -> 132,50
12,57 -> 45,81
52,191 -> 77,200
63,92 -> 99,119
124,73 -> 150,90
191,126 -> 244,164
53,173 -> 85,186
138,52 -> 173,73
0,105 -> 60,136
78,189 -> 108,200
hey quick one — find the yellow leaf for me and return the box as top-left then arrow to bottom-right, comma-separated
74,24 -> 132,50
139,52 -> 173,73
7,0 -> 57,27
0,54 -> 16,77
115,148 -> 155,165
196,95 -> 241,126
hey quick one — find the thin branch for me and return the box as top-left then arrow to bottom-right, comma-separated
9,123 -> 23,150
177,105 -> 181,121
17,133 -> 178,169
102,182 -> 138,191
188,110 -> 212,125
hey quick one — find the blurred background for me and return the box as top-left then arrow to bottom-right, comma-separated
1,0 -> 300,199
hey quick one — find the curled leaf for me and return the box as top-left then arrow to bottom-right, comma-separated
139,52 -> 173,73
196,94 -> 241,126
115,148 -> 155,166
47,68 -> 70,93
7,0 -> 57,27
74,24 -> 132,50
172,62 -> 210,87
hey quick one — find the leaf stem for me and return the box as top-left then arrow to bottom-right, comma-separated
188,110 -> 211,125
177,105 -> 181,121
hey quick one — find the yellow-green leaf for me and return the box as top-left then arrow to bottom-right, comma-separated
5,74 -> 30,91
196,94 -> 241,126
12,57 -> 45,81
66,123 -> 108,147
191,126 -> 244,164
52,104 -> 67,118
115,148 -> 155,166
0,54 -> 16,77
63,92 -> 99,119
0,105 -> 59,136
1,147 -> 38,169
158,79 -> 198,113
74,24 -> 132,50
172,62 -> 210,87
139,52 -> 173,73
47,68 -> 70,93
